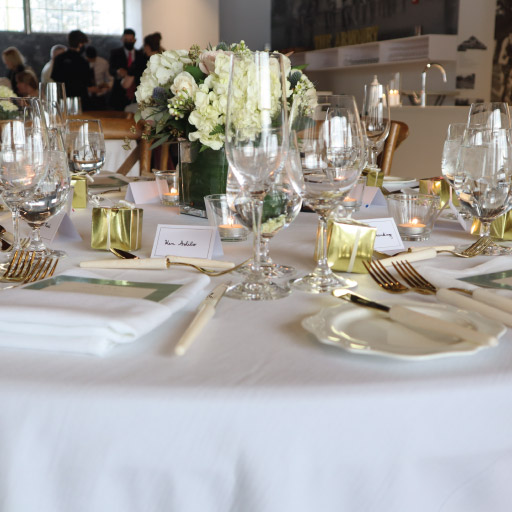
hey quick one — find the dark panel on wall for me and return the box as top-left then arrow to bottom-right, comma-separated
272,0 -> 459,52
0,31 -> 122,81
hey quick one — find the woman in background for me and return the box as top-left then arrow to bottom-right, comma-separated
1,47 -> 29,95
15,70 -> 39,97
143,32 -> 164,58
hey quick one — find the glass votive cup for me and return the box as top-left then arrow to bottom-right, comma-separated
343,175 -> 367,212
387,192 -> 440,241
154,170 -> 180,206
204,194 -> 249,242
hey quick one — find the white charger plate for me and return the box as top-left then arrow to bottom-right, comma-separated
302,303 -> 505,360
382,175 -> 418,191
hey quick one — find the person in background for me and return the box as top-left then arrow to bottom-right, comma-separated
85,46 -> 113,110
108,28 -> 146,111
15,70 -> 39,97
51,30 -> 98,111
1,47 -> 29,95
143,32 -> 164,58
40,44 -> 67,84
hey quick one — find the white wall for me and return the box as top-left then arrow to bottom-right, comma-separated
141,0 -> 220,50
125,0 -> 143,40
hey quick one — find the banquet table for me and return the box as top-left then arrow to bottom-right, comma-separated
1,195 -> 512,512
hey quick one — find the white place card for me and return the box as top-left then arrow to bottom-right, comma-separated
39,212 -> 82,244
125,181 -> 160,205
151,224 -> 223,259
363,217 -> 405,252
361,186 -> 387,208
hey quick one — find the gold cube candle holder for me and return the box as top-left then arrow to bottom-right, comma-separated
91,206 -> 143,251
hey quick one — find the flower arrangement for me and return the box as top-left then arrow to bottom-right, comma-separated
0,86 -> 18,120
135,41 -> 316,151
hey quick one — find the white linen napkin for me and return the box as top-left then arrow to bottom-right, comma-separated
0,273 -> 210,356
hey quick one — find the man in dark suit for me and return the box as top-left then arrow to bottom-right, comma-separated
51,30 -> 97,111
108,28 -> 146,111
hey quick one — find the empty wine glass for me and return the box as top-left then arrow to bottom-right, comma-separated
65,119 -> 105,175
19,129 -> 71,256
0,97 -> 49,258
361,77 -> 390,171
467,102 -> 511,130
225,51 -> 290,300
291,94 -> 366,293
228,136 -> 304,277
41,99 -> 65,135
453,126 -> 512,255
39,82 -> 67,118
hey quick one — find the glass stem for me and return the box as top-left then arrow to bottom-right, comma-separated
259,235 -> 273,266
368,147 -> 378,168
250,197 -> 265,279
11,207 -> 20,251
313,215 -> 332,277
480,220 -> 492,237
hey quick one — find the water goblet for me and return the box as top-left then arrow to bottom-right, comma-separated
39,82 -> 67,118
65,119 -> 105,175
19,129 -> 71,256
467,102 -> 511,130
290,94 -> 366,293
225,51 -> 290,300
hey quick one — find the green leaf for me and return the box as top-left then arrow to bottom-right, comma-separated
292,64 -> 308,71
134,110 -> 141,122
209,124 -> 224,136
150,134 -> 170,150
184,65 -> 206,82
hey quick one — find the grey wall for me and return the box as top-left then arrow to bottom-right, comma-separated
219,0 -> 271,50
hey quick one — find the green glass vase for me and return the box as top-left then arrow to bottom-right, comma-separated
179,141 -> 229,218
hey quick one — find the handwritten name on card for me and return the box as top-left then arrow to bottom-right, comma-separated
39,212 -> 82,244
151,225 -> 223,259
363,217 -> 404,252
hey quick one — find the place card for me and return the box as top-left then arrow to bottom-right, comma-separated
363,217 -> 405,252
125,181 -> 160,205
150,225 -> 223,259
361,186 -> 387,208
39,212 -> 82,244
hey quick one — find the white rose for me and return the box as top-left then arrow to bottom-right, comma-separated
171,72 -> 198,96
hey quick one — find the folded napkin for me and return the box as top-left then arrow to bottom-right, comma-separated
0,273 -> 210,356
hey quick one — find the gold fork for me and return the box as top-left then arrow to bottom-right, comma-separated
436,236 -> 494,258
392,261 -> 437,294
1,250 -> 37,281
364,259 -> 432,295
1,256 -> 59,290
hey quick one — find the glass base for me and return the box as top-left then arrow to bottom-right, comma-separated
399,232 -> 432,242
179,204 -> 207,218
483,242 -> 512,256
236,261 -> 296,278
226,280 -> 290,301
291,272 -> 357,294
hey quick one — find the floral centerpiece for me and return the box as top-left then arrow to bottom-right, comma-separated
134,41 -> 316,215
0,86 -> 18,120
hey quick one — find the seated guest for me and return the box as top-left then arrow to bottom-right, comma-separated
85,46 -> 113,110
41,44 -> 67,84
109,28 -> 146,111
1,47 -> 29,95
143,32 -> 164,57
15,70 -> 39,97
51,30 -> 98,110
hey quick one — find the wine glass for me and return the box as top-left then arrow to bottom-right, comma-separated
65,119 -> 106,175
228,136 -> 304,277
19,128 -> 71,256
41,99 -> 65,135
467,102 -> 511,130
291,94 -> 366,293
0,97 -> 49,258
441,122 -> 470,219
39,82 -> 67,118
225,51 -> 290,300
361,79 -> 390,171
453,127 -> 512,255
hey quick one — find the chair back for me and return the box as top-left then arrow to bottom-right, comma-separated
378,120 -> 409,176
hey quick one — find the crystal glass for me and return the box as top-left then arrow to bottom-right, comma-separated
228,137 -> 304,277
0,97 -> 49,258
291,94 -> 366,293
19,129 -> 71,256
39,82 -> 67,118
225,51 -> 290,300
467,102 -> 511,130
454,127 -> 512,254
65,119 -> 105,175
361,81 -> 390,170
333,174 -> 367,220
41,99 -> 65,135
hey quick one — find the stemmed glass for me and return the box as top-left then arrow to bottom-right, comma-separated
467,102 -> 511,130
39,82 -> 67,118
453,126 -> 512,254
228,135 -> 304,277
361,80 -> 390,171
19,129 -> 71,256
65,119 -> 105,175
0,97 -> 49,258
225,51 -> 290,300
291,94 -> 366,293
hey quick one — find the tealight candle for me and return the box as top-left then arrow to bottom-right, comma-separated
218,220 -> 247,239
398,219 -> 426,235
342,197 -> 357,207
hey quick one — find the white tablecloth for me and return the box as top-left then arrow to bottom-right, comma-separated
1,201 -> 512,512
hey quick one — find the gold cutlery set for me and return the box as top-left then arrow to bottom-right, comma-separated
0,250 -> 59,287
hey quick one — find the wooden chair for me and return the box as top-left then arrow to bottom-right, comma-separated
377,120 -> 409,176
68,113 -> 151,175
